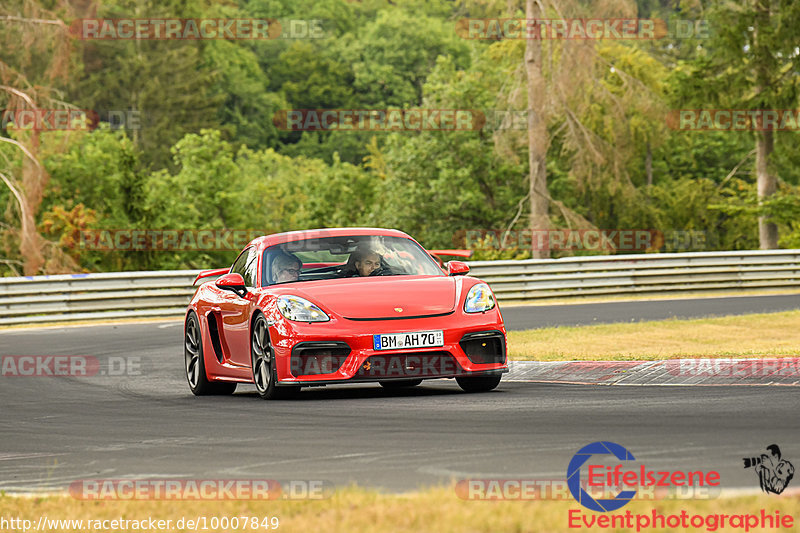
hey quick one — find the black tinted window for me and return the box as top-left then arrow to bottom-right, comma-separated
231,247 -> 253,280
243,249 -> 259,287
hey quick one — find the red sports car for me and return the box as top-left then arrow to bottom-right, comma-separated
184,228 -> 507,399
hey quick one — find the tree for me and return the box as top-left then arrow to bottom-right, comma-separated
473,0 -> 665,256
335,9 -> 470,108
369,53 -> 527,248
71,0 -> 224,170
525,0 -> 548,258
673,0 -> 800,248
41,126 -> 147,271
0,1 -> 75,274
203,39 -> 285,151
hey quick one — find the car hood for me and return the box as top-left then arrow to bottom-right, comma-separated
274,276 -> 460,319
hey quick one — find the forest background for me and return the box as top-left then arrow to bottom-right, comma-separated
1,0 -> 799,275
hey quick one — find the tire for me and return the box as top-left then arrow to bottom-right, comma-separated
185,312 -> 237,396
456,374 -> 502,393
251,314 -> 300,400
379,379 -> 423,389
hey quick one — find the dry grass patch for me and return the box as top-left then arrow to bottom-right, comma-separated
507,310 -> 800,361
1,487 -> 798,532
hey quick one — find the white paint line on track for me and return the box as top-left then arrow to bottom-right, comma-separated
0,317 -> 182,333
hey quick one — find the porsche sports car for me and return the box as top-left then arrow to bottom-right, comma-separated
184,228 -> 508,399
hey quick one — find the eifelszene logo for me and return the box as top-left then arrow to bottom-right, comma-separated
567,441 -> 721,512
743,445 -> 795,495
568,441 -> 637,512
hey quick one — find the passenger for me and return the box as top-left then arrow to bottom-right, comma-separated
272,253 -> 301,283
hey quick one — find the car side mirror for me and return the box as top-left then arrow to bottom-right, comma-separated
447,261 -> 470,276
215,272 -> 248,297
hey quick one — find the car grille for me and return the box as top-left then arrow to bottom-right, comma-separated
355,351 -> 462,378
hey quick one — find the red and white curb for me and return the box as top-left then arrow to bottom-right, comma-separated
506,358 -> 800,386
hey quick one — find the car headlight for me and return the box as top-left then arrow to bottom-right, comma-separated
277,295 -> 330,322
464,283 -> 496,313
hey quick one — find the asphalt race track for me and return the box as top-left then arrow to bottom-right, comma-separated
1,295 -> 799,494
501,293 -> 800,330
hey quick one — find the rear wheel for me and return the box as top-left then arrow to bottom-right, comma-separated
379,379 -> 423,389
251,314 -> 299,400
185,312 -> 236,396
456,374 -> 502,393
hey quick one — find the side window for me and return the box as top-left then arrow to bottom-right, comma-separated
230,247 -> 252,279
243,249 -> 259,287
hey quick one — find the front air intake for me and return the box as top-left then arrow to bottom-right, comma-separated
459,331 -> 506,365
291,341 -> 350,376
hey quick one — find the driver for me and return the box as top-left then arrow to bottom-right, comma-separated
354,248 -> 382,277
339,246 -> 384,277
272,252 -> 301,283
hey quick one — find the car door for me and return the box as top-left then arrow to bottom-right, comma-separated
219,246 -> 258,368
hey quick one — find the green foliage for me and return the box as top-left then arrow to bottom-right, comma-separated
145,130 -> 242,229
4,0 -> 800,275
69,0 -> 227,170
365,49 -> 527,250
40,127 -> 149,270
203,40 -> 286,151
42,128 -> 144,227
271,41 -> 355,110
710,178 -> 800,249
301,153 -> 377,228
138,130 -> 375,269
665,0 -> 800,250
468,236 -> 532,261
336,9 -> 470,108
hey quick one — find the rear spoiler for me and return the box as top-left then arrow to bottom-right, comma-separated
428,249 -> 473,259
193,267 -> 230,285
428,249 -> 473,269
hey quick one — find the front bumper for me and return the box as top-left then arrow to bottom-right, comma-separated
270,313 -> 508,385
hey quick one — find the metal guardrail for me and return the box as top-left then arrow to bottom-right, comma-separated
0,271 -> 199,326
467,249 -> 800,302
1,250 -> 798,325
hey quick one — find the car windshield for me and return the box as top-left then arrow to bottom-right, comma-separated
262,235 -> 445,285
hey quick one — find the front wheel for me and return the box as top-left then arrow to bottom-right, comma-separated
185,312 -> 236,396
251,314 -> 299,400
456,374 -> 502,393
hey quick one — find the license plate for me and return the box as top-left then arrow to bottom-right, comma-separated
373,330 -> 444,351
